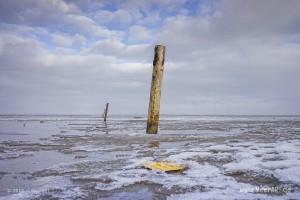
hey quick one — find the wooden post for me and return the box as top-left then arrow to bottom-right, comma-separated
146,45 -> 165,134
104,103 -> 109,122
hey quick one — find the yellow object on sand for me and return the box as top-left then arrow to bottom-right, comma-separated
143,161 -> 185,172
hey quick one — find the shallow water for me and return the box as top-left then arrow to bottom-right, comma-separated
0,115 -> 299,199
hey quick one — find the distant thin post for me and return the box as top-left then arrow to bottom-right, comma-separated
104,103 -> 109,122
146,45 -> 165,134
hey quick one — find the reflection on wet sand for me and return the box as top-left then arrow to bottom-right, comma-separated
0,115 -> 299,199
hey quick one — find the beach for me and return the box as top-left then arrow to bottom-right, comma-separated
0,115 -> 299,199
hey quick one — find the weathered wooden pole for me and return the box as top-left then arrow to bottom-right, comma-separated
104,103 -> 109,122
146,45 -> 165,134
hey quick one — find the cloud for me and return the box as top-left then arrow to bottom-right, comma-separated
94,9 -> 135,25
64,14 -> 123,39
154,0 -> 300,114
52,33 -> 73,46
87,39 -> 152,61
0,0 -> 123,40
0,0 -> 300,114
0,32 -> 152,114
128,25 -> 151,42
0,0 -> 79,25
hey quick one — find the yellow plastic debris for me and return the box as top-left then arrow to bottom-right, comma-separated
143,161 -> 185,172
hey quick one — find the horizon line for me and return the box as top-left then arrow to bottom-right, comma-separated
0,113 -> 300,116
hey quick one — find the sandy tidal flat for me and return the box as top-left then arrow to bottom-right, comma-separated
0,115 -> 299,199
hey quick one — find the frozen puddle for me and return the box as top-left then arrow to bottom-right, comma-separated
0,115 -> 300,199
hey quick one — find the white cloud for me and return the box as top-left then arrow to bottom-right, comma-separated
128,25 -> 151,42
0,0 -> 79,24
64,14 -> 123,39
94,9 -> 134,25
73,34 -> 87,46
52,33 -> 73,46
0,0 -> 300,114
111,62 -> 150,73
88,38 -> 152,61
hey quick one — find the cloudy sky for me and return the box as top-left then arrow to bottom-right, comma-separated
0,0 -> 300,115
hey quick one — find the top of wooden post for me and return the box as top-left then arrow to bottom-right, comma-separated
155,45 -> 165,51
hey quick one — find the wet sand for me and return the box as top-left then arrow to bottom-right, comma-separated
0,115 -> 299,199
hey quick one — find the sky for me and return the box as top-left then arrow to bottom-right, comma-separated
0,0 -> 300,115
